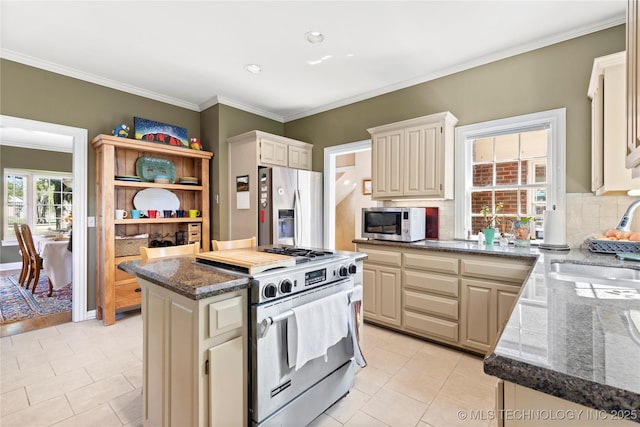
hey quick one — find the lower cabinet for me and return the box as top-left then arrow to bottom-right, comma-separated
460,279 -> 519,353
356,243 -> 534,354
499,381 -> 638,426
362,247 -> 402,327
139,278 -> 247,427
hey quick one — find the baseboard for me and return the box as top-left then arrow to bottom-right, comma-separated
0,262 -> 22,272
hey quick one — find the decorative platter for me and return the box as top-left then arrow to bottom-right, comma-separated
135,157 -> 177,183
133,188 -> 180,212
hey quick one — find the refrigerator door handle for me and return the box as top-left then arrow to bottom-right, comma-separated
294,189 -> 302,246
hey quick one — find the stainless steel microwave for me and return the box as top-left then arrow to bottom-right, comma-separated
362,207 -> 426,242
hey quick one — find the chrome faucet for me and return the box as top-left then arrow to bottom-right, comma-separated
616,199 -> 640,231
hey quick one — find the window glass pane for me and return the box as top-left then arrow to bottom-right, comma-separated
520,130 -> 546,158
496,190 -> 518,215
471,191 -> 493,215
472,163 -> 494,187
535,163 -> 547,184
473,137 -> 493,162
495,161 -> 519,186
35,176 -> 73,233
6,175 -> 25,237
495,134 -> 519,161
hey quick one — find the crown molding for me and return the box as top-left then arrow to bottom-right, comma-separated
283,15 -> 626,122
0,49 -> 201,112
199,95 -> 284,122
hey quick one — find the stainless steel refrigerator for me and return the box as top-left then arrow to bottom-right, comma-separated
258,166 -> 323,248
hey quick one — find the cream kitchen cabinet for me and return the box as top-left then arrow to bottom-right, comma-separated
588,51 -> 640,194
139,278 -> 247,427
459,255 -> 531,353
498,381 -> 638,426
356,242 -> 534,354
360,246 -> 402,327
228,130 -> 313,171
627,1 -> 640,170
402,250 -> 460,344
367,111 -> 458,200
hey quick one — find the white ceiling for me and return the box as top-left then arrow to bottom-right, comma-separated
0,1 -> 627,123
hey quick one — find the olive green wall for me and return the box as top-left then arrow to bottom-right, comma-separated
201,104 -> 283,241
0,59 -> 200,310
0,146 -> 72,263
284,25 -> 626,194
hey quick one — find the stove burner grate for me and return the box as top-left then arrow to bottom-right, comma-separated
262,247 -> 334,260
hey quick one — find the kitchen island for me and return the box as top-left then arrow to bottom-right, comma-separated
354,239 -> 640,425
119,256 -> 251,427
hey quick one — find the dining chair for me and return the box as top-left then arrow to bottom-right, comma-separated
13,223 -> 29,286
20,224 -> 54,296
140,242 -> 200,260
211,236 -> 257,251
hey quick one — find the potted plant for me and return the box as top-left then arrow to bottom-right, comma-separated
480,202 -> 503,244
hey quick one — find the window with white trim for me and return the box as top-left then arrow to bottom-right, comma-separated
454,109 -> 566,241
4,169 -> 73,240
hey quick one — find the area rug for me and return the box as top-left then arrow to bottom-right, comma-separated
0,274 -> 72,324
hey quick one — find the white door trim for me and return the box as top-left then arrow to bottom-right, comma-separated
323,139 -> 371,250
0,115 -> 89,322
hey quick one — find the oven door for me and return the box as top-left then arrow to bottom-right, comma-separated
250,278 -> 355,425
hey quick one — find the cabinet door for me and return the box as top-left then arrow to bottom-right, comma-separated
260,138 -> 288,166
362,263 -> 401,326
378,266 -> 402,326
209,336 -> 244,427
460,279 -> 520,354
627,0 -> 640,169
371,130 -> 403,198
592,73 -> 605,192
403,122 -> 442,197
288,144 -> 312,170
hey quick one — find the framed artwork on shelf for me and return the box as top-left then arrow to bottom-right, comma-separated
133,117 -> 189,148
362,179 -> 372,195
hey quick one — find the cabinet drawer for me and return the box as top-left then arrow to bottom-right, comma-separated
115,282 -> 142,308
404,290 -> 458,320
403,270 -> 459,297
115,255 -> 141,282
361,247 -> 402,267
404,252 -> 459,274
460,257 -> 532,283
404,310 -> 458,343
208,296 -> 244,338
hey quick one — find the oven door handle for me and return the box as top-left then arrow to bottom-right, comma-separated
259,287 -> 356,339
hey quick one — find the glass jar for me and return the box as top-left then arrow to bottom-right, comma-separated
512,220 -> 531,247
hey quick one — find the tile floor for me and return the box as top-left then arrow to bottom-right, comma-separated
0,313 -> 498,427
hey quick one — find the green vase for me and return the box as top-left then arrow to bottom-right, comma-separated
483,228 -> 496,245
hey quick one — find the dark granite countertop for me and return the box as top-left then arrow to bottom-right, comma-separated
355,238 -> 640,421
118,256 -> 251,300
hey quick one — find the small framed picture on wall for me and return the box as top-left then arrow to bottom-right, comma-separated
362,179 -> 372,195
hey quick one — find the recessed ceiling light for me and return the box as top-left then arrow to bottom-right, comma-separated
305,31 -> 324,44
245,64 -> 262,74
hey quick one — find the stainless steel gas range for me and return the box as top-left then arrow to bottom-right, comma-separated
248,246 -> 363,427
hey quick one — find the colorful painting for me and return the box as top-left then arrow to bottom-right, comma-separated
133,117 -> 189,148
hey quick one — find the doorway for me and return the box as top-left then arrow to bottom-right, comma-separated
323,140 -> 377,250
0,115 -> 88,322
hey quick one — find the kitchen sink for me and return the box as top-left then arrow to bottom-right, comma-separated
549,262 -> 640,285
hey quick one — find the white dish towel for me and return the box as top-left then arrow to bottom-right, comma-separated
287,290 -> 349,371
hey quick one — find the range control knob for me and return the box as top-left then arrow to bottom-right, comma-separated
280,279 -> 293,294
348,263 -> 357,275
339,265 -> 349,277
263,283 -> 278,299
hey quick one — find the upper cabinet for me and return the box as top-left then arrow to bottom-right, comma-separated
627,1 -> 640,170
589,51 -> 640,194
229,130 -> 313,171
367,111 -> 458,200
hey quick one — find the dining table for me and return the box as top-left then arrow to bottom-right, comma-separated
35,234 -> 72,289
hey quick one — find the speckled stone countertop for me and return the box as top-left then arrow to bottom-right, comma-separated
355,238 -> 640,421
118,257 -> 251,300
